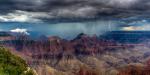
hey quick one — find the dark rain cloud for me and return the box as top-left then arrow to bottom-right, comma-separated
0,0 -> 150,22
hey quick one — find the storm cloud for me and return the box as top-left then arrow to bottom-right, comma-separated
0,0 -> 150,22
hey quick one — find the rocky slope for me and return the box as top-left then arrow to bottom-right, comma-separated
1,33 -> 150,75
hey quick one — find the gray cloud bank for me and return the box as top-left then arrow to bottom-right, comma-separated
0,0 -> 150,22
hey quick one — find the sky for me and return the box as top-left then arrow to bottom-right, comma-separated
0,0 -> 150,38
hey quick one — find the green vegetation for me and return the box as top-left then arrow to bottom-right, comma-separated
0,47 -> 35,75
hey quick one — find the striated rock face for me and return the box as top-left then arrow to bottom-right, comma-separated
0,36 -> 15,41
72,33 -> 118,55
2,33 -> 150,75
0,32 -> 15,41
118,62 -> 150,75
6,33 -> 122,58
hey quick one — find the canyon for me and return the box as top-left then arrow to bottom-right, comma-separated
1,31 -> 150,75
